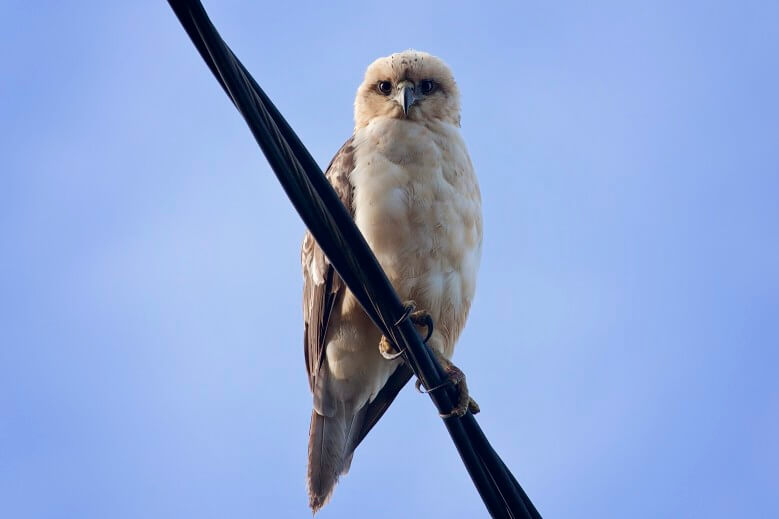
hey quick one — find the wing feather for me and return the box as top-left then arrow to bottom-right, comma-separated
302,137 -> 355,390
302,136 -> 412,448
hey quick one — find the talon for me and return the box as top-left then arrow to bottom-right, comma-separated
401,300 -> 434,343
412,349 -> 480,416
410,310 -> 434,343
430,350 -> 479,419
383,301 -> 434,362
379,335 -> 403,360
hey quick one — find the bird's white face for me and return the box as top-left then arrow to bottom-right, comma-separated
354,50 -> 461,128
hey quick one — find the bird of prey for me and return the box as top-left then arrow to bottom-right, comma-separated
301,50 -> 483,512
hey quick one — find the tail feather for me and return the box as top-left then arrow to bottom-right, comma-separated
341,404 -> 367,475
307,404 -> 366,513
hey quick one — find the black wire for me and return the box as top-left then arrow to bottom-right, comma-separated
166,2 -> 541,517
463,414 -> 542,519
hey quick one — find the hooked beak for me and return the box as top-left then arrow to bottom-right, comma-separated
394,81 -> 416,117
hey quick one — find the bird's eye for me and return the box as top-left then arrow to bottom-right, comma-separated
419,80 -> 436,94
377,81 -> 392,95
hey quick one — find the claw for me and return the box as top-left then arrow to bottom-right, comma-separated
416,350 -> 480,418
399,300 -> 433,343
438,360 -> 471,418
409,309 -> 434,343
379,301 -> 435,360
379,335 -> 404,360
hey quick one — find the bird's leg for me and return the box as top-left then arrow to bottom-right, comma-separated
415,349 -> 480,418
378,300 -> 434,360
380,301 -> 479,416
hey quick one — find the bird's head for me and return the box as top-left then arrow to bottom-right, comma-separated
354,50 -> 461,128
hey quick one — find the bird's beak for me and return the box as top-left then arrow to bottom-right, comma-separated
394,81 -> 416,117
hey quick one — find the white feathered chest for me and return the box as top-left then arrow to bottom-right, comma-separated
349,117 -> 482,355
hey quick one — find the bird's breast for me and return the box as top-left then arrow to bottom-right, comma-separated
350,118 -> 482,352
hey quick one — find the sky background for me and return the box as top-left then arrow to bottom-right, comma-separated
2,1 -> 778,517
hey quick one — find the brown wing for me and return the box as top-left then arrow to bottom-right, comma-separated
302,137 -> 355,390
301,136 -> 413,448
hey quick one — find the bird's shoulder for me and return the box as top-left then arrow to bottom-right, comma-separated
300,136 -> 356,267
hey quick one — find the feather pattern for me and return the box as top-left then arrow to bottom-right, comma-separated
302,138 -> 354,391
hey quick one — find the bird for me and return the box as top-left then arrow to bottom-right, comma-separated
301,50 -> 483,513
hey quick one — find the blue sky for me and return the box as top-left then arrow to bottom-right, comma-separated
1,1 -> 777,517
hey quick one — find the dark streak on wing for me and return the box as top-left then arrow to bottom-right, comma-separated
352,365 -> 413,449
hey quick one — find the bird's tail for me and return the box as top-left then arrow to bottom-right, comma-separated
307,403 -> 366,513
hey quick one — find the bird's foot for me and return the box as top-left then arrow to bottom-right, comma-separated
404,300 -> 434,343
378,300 -> 434,360
415,349 -> 480,418
378,335 -> 402,360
